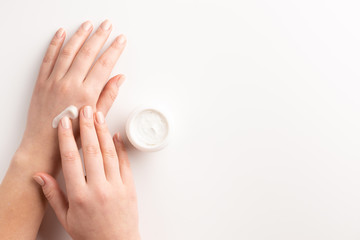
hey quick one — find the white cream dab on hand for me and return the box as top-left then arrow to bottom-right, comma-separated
126,107 -> 169,152
52,105 -> 79,128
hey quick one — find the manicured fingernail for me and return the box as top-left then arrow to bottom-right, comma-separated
101,19 -> 111,31
33,176 -> 45,186
82,21 -> 92,31
84,106 -> 93,119
117,35 -> 126,44
61,117 -> 70,129
116,75 -> 126,88
96,112 -> 104,124
56,28 -> 64,38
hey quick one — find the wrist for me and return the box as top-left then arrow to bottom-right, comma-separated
13,137 -> 61,176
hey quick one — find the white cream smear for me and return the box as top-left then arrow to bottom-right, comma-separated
52,105 -> 79,128
130,109 -> 168,147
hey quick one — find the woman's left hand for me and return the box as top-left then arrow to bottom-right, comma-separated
18,20 -> 127,172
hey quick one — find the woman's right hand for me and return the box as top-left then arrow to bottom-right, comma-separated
33,106 -> 140,240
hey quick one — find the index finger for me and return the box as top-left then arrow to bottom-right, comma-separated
84,35 -> 126,91
58,116 -> 86,195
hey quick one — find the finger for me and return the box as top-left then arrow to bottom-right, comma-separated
96,74 -> 125,116
38,28 -> 65,81
85,34 -> 126,91
58,117 -> 86,194
33,173 -> 68,227
66,19 -> 112,81
94,111 -> 122,182
50,21 -> 93,80
80,106 -> 106,183
113,132 -> 134,185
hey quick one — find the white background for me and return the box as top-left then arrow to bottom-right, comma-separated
1,0 -> 360,239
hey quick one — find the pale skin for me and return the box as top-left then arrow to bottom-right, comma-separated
0,20 -> 139,239
34,108 -> 140,240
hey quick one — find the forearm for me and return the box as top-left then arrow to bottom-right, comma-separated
0,19 -> 125,239
0,145 -> 60,239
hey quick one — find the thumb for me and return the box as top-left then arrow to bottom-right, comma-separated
96,74 -> 126,116
33,173 -> 68,226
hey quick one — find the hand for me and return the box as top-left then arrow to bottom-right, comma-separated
0,21 -> 130,239
33,106 -> 140,240
19,20 -> 126,171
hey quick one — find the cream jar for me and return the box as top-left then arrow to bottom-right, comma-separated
126,106 -> 170,152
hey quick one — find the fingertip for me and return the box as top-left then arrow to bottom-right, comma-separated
114,132 -> 121,142
33,173 -> 68,226
33,173 -> 54,186
58,117 -> 75,142
100,19 -> 112,31
115,74 -> 126,88
60,116 -> 71,129
55,28 -> 65,39
82,105 -> 93,120
114,132 -> 126,148
116,34 -> 127,45
81,20 -> 93,31
33,175 -> 45,187
95,111 -> 105,125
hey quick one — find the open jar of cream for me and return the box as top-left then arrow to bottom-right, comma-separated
126,106 -> 170,152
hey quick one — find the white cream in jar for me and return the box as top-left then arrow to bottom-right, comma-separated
126,107 -> 169,151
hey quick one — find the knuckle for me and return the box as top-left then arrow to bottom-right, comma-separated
97,57 -> 113,69
49,72 -> 63,82
102,148 -> 117,159
108,86 -> 118,102
95,28 -> 106,37
61,47 -> 74,58
60,129 -> 73,138
49,38 -> 58,47
57,82 -> 71,94
62,150 -> 78,162
42,54 -> 53,64
82,120 -> 94,129
80,45 -> 93,58
96,189 -> 110,204
112,40 -> 123,50
96,123 -> 107,132
75,29 -> 83,37
82,87 -> 96,101
72,192 -> 87,206
43,188 -> 55,201
83,145 -> 100,155
43,39 -> 58,64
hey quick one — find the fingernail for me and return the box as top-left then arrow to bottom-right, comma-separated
82,21 -> 92,31
116,35 -> 126,44
115,132 -> 121,142
96,112 -> 104,124
84,106 -> 93,119
116,75 -> 126,88
56,28 -> 64,38
61,117 -> 70,129
33,176 -> 45,186
101,19 -> 111,31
